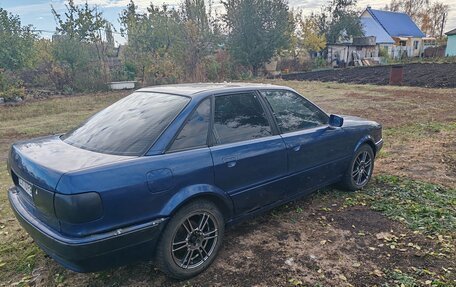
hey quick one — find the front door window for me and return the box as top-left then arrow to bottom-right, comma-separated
213,93 -> 272,145
261,90 -> 328,133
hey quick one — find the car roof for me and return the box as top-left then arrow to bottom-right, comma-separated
136,82 -> 292,97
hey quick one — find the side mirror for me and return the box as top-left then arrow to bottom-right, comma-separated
329,114 -> 344,127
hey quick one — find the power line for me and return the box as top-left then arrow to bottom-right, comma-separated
31,29 -> 125,35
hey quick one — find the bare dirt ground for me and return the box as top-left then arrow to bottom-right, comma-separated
29,196 -> 453,287
0,81 -> 455,286
282,63 -> 456,88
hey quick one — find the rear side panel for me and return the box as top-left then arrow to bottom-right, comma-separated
56,147 -> 218,237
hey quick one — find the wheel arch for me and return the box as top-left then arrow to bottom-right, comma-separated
354,135 -> 377,157
160,184 -> 234,222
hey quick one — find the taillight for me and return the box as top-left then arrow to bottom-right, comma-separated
33,186 -> 55,217
54,192 -> 103,224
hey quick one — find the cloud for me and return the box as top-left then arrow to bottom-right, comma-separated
4,0 -> 455,34
72,0 -> 179,8
288,0 -> 326,10
6,3 -> 55,15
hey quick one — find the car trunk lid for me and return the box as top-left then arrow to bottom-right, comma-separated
9,135 -> 134,190
8,135 -> 134,232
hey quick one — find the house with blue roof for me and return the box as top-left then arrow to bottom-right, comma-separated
361,7 -> 435,58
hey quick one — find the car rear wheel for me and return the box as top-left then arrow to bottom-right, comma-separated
155,200 -> 224,279
341,144 -> 374,191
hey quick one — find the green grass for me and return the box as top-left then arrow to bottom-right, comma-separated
382,268 -> 451,287
0,168 -> 44,285
0,91 -> 128,285
346,175 -> 456,236
384,269 -> 419,287
0,82 -> 454,286
383,122 -> 456,140
0,92 -> 126,157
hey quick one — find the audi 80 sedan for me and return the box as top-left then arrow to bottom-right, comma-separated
7,83 -> 382,279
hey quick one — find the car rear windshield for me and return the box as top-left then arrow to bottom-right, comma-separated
62,92 -> 190,156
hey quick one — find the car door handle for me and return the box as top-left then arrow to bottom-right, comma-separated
290,145 -> 301,152
222,156 -> 237,168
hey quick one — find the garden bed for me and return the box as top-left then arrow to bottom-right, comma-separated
282,63 -> 456,88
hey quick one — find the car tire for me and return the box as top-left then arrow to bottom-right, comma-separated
340,144 -> 375,191
154,199 -> 225,280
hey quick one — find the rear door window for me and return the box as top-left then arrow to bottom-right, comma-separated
213,93 -> 272,145
169,98 -> 211,151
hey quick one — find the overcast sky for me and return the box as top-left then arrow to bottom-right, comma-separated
1,0 -> 455,45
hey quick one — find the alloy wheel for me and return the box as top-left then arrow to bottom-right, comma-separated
171,212 -> 219,269
352,151 -> 372,186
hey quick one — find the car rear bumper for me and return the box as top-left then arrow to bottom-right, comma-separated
8,186 -> 167,272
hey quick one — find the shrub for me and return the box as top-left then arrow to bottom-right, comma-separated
277,56 -> 312,73
204,56 -> 221,82
51,38 -> 107,92
143,55 -> 183,86
312,57 -> 328,70
203,51 -> 236,82
112,62 -> 137,81
0,86 -> 26,101
73,61 -> 107,92
0,69 -> 25,101
379,47 -> 391,64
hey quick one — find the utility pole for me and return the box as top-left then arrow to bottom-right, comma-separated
440,12 -> 446,38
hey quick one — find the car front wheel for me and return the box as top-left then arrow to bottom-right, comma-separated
341,144 -> 375,191
155,199 -> 224,279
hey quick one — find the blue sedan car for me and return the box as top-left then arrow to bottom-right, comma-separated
7,83 -> 382,279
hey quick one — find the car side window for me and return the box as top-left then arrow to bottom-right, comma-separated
169,98 -> 211,151
261,90 -> 328,133
213,93 -> 272,145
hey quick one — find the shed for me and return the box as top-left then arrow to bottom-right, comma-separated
445,28 -> 456,56
327,36 -> 379,67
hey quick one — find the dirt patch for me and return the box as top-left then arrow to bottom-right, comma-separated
283,63 -> 456,88
1,84 -> 455,286
26,195 -> 454,287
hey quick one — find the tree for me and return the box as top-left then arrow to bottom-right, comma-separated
51,0 -> 113,90
0,8 -> 37,71
51,0 -> 107,43
119,0 -> 221,83
120,2 -> 184,84
313,0 -> 364,44
105,22 -> 115,48
222,0 -> 294,75
428,2 -> 449,38
388,0 -> 429,24
298,16 -> 327,53
179,0 -> 220,80
420,2 -> 449,38
52,0 -> 111,88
